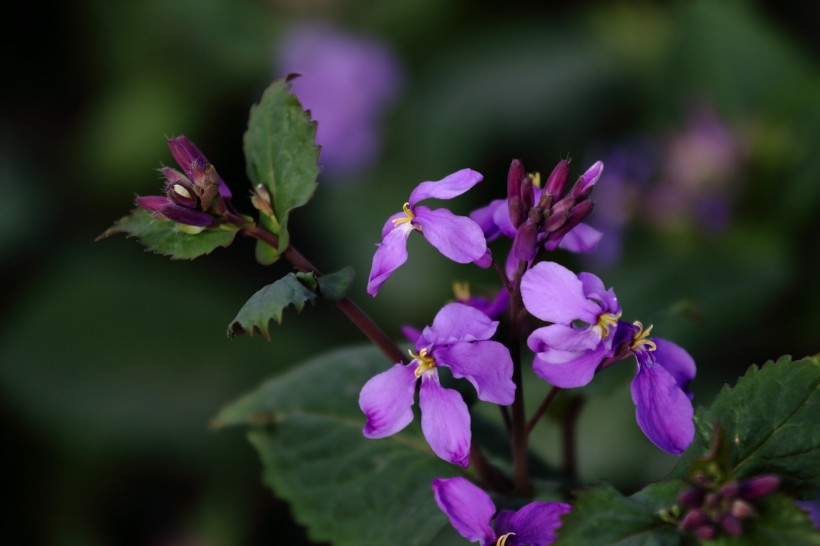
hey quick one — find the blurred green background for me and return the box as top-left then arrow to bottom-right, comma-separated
2,0 -> 818,544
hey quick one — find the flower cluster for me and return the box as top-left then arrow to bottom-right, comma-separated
360,160 -> 698,543
136,136 -> 232,230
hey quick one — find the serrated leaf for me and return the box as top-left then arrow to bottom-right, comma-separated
673,355 -> 820,496
708,494 -> 820,546
317,266 -> 355,302
243,78 -> 320,264
213,345 -> 465,546
227,274 -> 317,340
554,481 -> 687,546
98,208 -> 237,259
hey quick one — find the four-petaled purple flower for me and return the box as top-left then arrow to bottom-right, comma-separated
521,261 -> 622,388
367,169 -> 489,296
619,320 -> 696,455
358,303 -> 515,467
433,477 -> 572,546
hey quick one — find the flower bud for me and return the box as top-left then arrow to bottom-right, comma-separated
730,499 -> 757,519
166,180 -> 198,209
544,209 -> 568,233
251,184 -> 275,218
168,136 -> 207,174
520,176 -> 535,210
156,203 -> 213,227
720,514 -> 744,538
568,160 -> 604,199
694,524 -> 716,541
544,159 -> 569,200
136,195 -> 169,213
512,220 -> 539,262
679,509 -> 708,532
739,475 -> 780,500
507,160 -> 527,228
678,488 -> 705,508
719,481 -> 740,499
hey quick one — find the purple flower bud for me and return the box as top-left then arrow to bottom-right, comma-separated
730,499 -> 757,519
679,509 -> 708,532
720,514 -> 744,538
544,209 -> 569,232
167,135 -> 233,199
568,160 -> 604,200
512,220 -> 539,262
719,482 -> 741,499
520,176 -> 535,210
160,166 -> 191,186
507,159 -> 527,228
695,525 -> 716,541
704,492 -> 720,508
136,195 -> 170,213
739,475 -> 780,500
166,180 -> 198,209
189,164 -> 221,211
544,159 -> 569,199
156,203 -> 214,227
678,488 -> 705,508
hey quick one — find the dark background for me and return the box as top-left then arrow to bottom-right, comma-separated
2,0 -> 818,544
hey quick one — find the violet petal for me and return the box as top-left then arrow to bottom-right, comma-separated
436,341 -> 515,405
532,345 -> 607,388
508,501 -> 572,546
420,302 -> 498,347
408,168 -> 483,206
558,223 -> 603,254
419,379 -> 471,467
521,262 -> 601,325
367,222 -> 413,296
358,363 -> 417,438
413,206 -> 488,264
432,477 -> 496,545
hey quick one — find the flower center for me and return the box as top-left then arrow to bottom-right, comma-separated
496,532 -> 516,546
594,312 -> 621,339
392,202 -> 415,227
631,321 -> 657,352
452,281 -> 471,302
410,348 -> 436,377
528,171 -> 541,188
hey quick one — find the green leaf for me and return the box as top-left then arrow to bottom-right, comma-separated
243,78 -> 320,264
707,494 -> 820,546
673,355 -> 820,496
213,345 -> 464,546
317,266 -> 355,302
98,208 -> 237,260
553,481 -> 687,546
226,273 -> 317,340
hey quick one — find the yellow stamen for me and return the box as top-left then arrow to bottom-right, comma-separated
496,532 -> 516,546
594,312 -> 621,339
392,202 -> 415,227
528,171 -> 541,188
631,321 -> 657,352
410,348 -> 436,377
453,281 -> 471,302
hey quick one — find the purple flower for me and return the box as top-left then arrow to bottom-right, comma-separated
623,321 -> 696,455
358,303 -> 514,467
277,23 -> 402,175
135,136 -> 232,228
521,261 -> 621,388
367,169 -> 489,296
432,477 -> 571,546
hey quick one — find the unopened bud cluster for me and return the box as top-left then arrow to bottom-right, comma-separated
136,136 -> 233,229
507,158 -> 603,262
677,474 -> 780,540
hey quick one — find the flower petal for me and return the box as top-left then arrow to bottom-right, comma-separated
492,198 -> 516,239
367,222 -> 413,296
532,345 -> 607,388
409,168 -> 483,205
381,211 -> 408,238
470,199 -> 505,241
413,207 -> 487,264
527,324 -> 602,362
577,272 -> 620,315
631,352 -> 695,455
419,379 -> 471,467
432,477 -> 496,545
652,338 -> 696,390
421,302 -> 498,347
557,223 -> 603,254
359,363 -> 417,438
493,510 -> 515,537
436,341 -> 515,405
521,262 -> 601,324
508,501 -> 572,546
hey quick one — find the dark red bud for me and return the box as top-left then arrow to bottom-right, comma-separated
568,161 -> 604,199
544,160 -> 569,199
512,220 -> 539,262
719,482 -> 741,499
520,177 -> 535,210
679,509 -> 708,532
739,475 -> 780,500
168,135 -> 208,177
157,203 -> 213,227
678,488 -> 705,508
694,524 -> 716,541
705,492 -> 720,508
720,514 -> 744,538
551,196 -> 576,216
508,196 -> 525,229
544,209 -> 568,232
507,160 -> 527,228
136,195 -> 170,213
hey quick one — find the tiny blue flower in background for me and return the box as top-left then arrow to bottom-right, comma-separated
277,23 -> 402,175
359,303 -> 514,467
432,476 -> 571,545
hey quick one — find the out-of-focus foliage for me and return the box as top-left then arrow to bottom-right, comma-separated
2,0 -> 818,544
